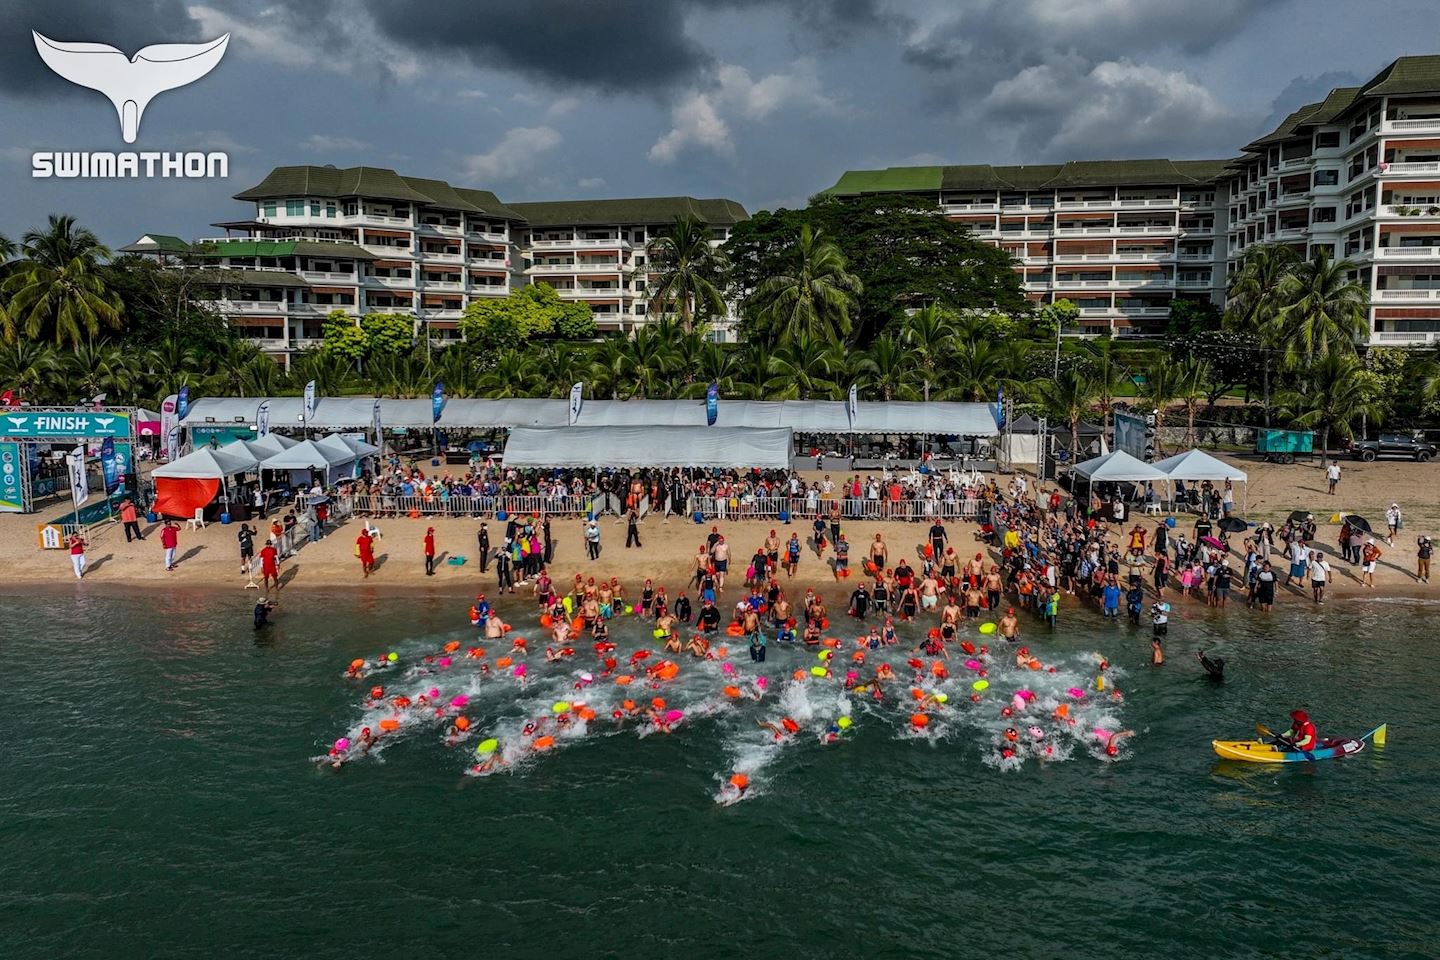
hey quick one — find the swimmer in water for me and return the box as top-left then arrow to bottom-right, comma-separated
1197,649 -> 1225,682
757,717 -> 800,741
253,598 -> 276,630
664,633 -> 684,654
1096,729 -> 1135,757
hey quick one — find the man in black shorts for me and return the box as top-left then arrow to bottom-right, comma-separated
237,522 -> 255,575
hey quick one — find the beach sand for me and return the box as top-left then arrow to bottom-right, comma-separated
2,458 -> 1435,607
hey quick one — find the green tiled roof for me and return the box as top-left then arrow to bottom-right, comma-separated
1245,104 -> 1324,149
191,239 -> 377,261
825,158 -> 1228,196
1362,55 -> 1440,96
190,268 -> 312,288
234,165 -> 435,204
401,176 -> 483,213
1305,86 -> 1362,124
119,233 -> 191,254
453,188 -> 526,221
507,197 -> 750,227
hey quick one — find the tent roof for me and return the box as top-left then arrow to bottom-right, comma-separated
1009,414 -> 1103,436
502,426 -> 793,469
152,446 -> 257,479
247,433 -> 299,456
1071,449 -> 1168,482
261,439 -> 354,470
1152,449 -> 1248,481
317,433 -> 379,458
183,397 -> 999,435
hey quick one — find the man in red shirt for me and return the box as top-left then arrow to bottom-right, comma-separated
259,538 -> 280,591
160,520 -> 179,571
357,528 -> 375,578
424,526 -> 437,576
68,533 -> 87,579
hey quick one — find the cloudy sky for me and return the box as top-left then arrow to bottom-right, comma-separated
0,0 -> 1430,246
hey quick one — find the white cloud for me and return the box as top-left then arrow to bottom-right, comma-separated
457,89 -> 489,100
985,58 -> 1246,154
461,126 -> 562,182
578,177 -> 607,190
649,60 -> 836,164
188,4 -> 420,81
547,96 -> 581,118
303,134 -> 371,153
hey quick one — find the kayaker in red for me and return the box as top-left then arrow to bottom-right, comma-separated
1280,710 -> 1317,751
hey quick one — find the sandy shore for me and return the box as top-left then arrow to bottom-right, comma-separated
2,457 -> 1435,609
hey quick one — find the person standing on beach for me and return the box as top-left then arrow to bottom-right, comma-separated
259,538 -> 280,591
1309,550 -> 1331,603
282,510 -> 297,557
585,519 -> 601,561
161,520 -> 179,571
625,507 -> 642,548
542,515 -> 554,564
713,535 -> 730,592
1386,503 -> 1402,545
1418,536 -> 1433,583
1361,539 -> 1382,588
1326,461 -> 1341,495
237,523 -> 256,576
68,533 -> 87,579
423,527 -> 436,576
119,498 -> 144,542
476,522 -> 490,574
356,527 -> 375,579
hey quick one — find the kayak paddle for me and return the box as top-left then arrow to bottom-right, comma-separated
1256,722 -> 1314,761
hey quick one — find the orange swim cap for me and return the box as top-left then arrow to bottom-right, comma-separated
729,773 -> 749,790
350,658 -> 364,670
455,716 -> 470,731
533,735 -> 555,750
615,674 -> 634,686
496,656 -> 513,668
723,685 -> 742,698
910,713 -> 930,728
622,699 -> 637,711
651,697 -> 667,710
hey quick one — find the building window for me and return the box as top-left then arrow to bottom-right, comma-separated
286,200 -> 304,216
1312,207 -> 1337,223
310,201 -> 321,216
1313,169 -> 1339,187
326,203 -> 336,218
262,202 -> 276,217
1315,131 -> 1341,149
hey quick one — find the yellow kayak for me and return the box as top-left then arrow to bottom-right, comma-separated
1211,738 -> 1365,763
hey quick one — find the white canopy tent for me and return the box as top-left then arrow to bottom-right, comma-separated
245,433 -> 300,457
261,439 -> 355,486
153,446 -> 258,479
502,426 -> 794,469
1153,449 -> 1249,515
1070,450 -> 1169,483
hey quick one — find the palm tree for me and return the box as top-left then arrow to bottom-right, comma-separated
67,339 -> 141,403
586,339 -> 629,398
1083,339 -> 1130,442
750,224 -> 862,344
1173,356 -> 1212,447
1038,368 -> 1099,458
616,324 -> 680,398
1272,248 -> 1368,368
475,348 -> 534,398
1227,243 -> 1300,424
1275,355 -> 1380,469
0,231 -> 15,262
0,339 -> 62,403
899,304 -> 959,384
854,333 -> 919,400
648,215 -> 727,334
288,349 -> 355,397
1141,361 -> 1181,457
764,332 -> 840,399
949,339 -> 1027,402
2,215 -> 121,348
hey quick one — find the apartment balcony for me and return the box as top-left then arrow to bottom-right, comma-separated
468,258 -> 509,270
363,275 -> 414,289
529,237 -> 632,250
1274,193 -> 1311,209
361,244 -> 414,259
1054,198 -> 1176,211
290,302 -> 349,315
1116,305 -> 1170,317
291,337 -> 324,351
1178,224 -> 1216,236
421,280 -> 464,292
1022,281 -> 1050,291
996,229 -> 1048,241
1374,246 -> 1440,260
1276,156 -> 1313,172
1175,278 -> 1214,288
1002,203 -> 1051,213
467,230 -> 508,244
419,251 -> 463,264
422,309 -> 463,321
1383,119 -> 1440,134
467,286 -> 509,297
1374,330 -> 1440,344
1271,227 -> 1308,241
249,338 -> 288,352
342,212 -> 412,228
203,299 -> 288,315
1054,224 -> 1176,236
942,202 -> 999,213
1177,252 -> 1214,261
362,306 -> 416,316
1378,204 -> 1440,218
1375,288 -> 1440,301
1381,161 -> 1440,176
556,287 -> 631,300
419,222 -> 464,237
1052,252 -> 1174,265
299,270 -> 357,283
527,262 -> 631,274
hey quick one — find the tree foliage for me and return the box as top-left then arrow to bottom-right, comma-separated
458,283 -> 596,357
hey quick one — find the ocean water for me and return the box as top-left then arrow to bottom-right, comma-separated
1,589 -> 1435,959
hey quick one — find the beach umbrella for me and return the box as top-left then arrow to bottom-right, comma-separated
1200,535 -> 1225,551
1343,514 -> 1372,534
1287,510 -> 1312,524
1217,517 -> 1248,534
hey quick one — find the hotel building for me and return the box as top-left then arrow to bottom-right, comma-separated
123,165 -> 747,361
1222,55 -> 1440,346
823,158 -> 1230,336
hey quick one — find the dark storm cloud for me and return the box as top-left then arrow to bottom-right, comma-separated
358,0 -> 710,93
0,0 -> 204,95
1259,70 -> 1364,132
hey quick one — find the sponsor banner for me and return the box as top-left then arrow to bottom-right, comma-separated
0,442 -> 24,512
0,411 -> 131,439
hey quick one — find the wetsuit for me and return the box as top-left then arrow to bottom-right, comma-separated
1198,652 -> 1225,682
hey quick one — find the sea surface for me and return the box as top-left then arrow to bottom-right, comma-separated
1,588 -> 1436,960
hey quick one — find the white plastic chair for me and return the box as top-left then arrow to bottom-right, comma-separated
187,507 -> 206,531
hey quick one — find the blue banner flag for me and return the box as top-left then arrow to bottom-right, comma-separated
705,382 -> 718,426
100,437 -> 118,493
432,383 -> 446,424
995,387 -> 1006,429
177,385 -> 190,421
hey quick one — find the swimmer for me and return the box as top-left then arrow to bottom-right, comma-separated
664,633 -> 684,654
1197,649 -> 1225,682
757,717 -> 800,741
1151,637 -> 1164,666
1095,728 -> 1135,757
253,598 -> 276,630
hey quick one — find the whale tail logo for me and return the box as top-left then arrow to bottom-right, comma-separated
33,32 -> 229,143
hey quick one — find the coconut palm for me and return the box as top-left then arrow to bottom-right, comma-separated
648,215 -> 728,334
67,339 -> 141,403
586,339 -> 629,398
1038,368 -> 1099,458
475,348 -> 534,398
288,349 -> 355,397
432,347 -> 481,398
1273,248 -> 1368,368
2,215 -> 121,347
899,304 -> 959,382
0,338 -> 62,403
1275,354 -> 1380,469
949,338 -> 1027,402
764,332 -> 840,399
1173,356 -> 1212,447
1227,243 -> 1300,424
749,224 -> 861,344
681,341 -> 743,399
1140,360 -> 1181,457
0,231 -> 15,263
854,333 -> 920,400
613,324 -> 681,398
